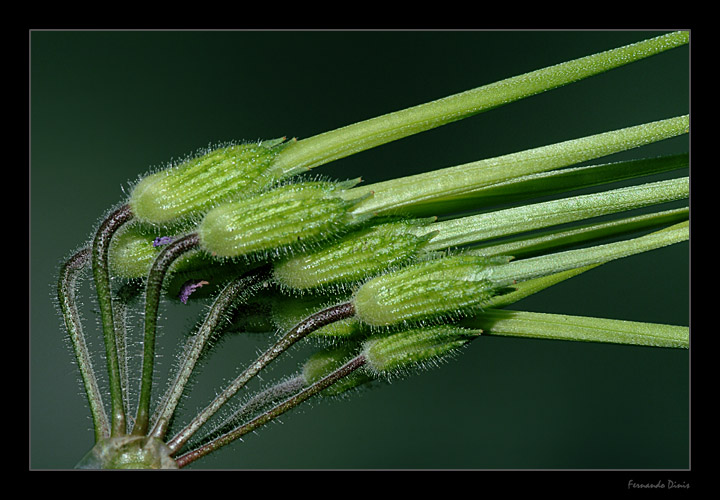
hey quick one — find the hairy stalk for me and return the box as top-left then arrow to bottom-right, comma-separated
150,265 -> 271,440
58,247 -> 110,441
113,282 -> 142,421
192,376 -> 307,448
167,302 -> 356,454
132,233 -> 201,436
174,355 -> 367,468
270,31 -> 688,179
92,203 -> 134,436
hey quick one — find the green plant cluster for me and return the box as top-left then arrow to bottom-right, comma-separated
56,32 -> 689,469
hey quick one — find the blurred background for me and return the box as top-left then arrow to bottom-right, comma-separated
30,30 -> 689,469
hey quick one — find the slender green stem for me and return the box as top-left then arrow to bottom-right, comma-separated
465,207 -> 689,260
149,265 -> 271,440
58,247 -> 110,442
425,177 -> 689,251
468,310 -> 688,348
167,302 -> 356,454
92,203 -> 134,436
270,31 -> 688,180
491,221 -> 689,287
132,232 -> 201,436
347,115 -> 689,217
474,216 -> 688,312
174,355 -> 367,468
434,153 -> 688,211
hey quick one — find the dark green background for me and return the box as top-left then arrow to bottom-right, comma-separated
30,30 -> 690,470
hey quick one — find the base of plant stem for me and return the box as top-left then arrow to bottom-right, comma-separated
75,435 -> 178,469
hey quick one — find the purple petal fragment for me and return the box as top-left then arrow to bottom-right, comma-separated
179,280 -> 210,304
153,236 -> 174,247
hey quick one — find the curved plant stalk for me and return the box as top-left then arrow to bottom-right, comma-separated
149,265 -> 271,440
133,233 -> 201,436
91,204 -> 134,436
57,247 -> 110,442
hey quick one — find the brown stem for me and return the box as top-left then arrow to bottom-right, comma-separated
167,302 -> 356,453
175,354 -> 367,468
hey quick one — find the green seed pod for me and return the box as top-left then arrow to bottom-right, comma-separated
272,218 -> 437,292
302,344 -> 373,396
108,224 -> 162,279
109,223 -> 250,301
362,325 -> 481,376
108,223 -> 240,278
197,180 -> 368,259
352,254 -> 510,328
128,138 -> 290,226
109,224 -> 215,279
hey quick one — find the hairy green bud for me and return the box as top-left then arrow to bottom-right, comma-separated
362,325 -> 481,376
108,224 -> 217,279
302,344 -> 372,396
128,138 -> 290,226
197,180 -> 367,259
272,218 -> 437,292
108,224 -> 241,277
108,224 -> 163,279
352,254 -> 510,328
108,223 -> 250,302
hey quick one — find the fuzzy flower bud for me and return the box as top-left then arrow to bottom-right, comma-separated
272,218 -> 437,292
108,224 -> 231,280
362,325 -> 481,376
352,254 -> 510,328
128,138 -> 289,226
196,180 -> 368,259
